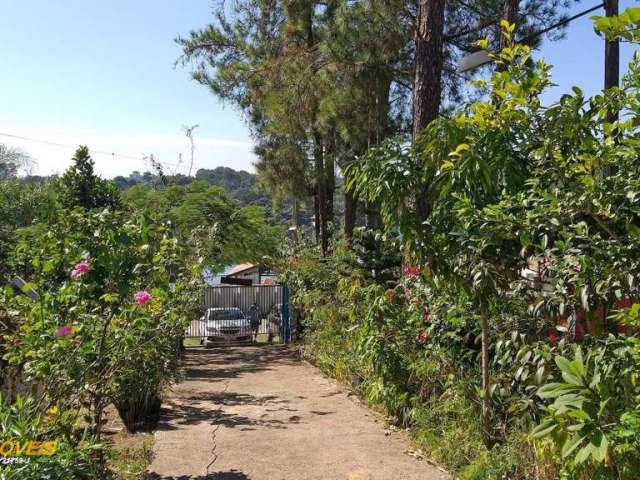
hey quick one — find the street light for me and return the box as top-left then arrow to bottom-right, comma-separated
458,3 -> 608,76
459,50 -> 492,73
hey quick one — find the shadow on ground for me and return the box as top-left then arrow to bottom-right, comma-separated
147,469 -> 250,479
181,346 -> 297,382
156,345 -> 304,432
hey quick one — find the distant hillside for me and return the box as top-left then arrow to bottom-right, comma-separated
194,167 -> 270,208
113,167 -> 269,206
113,166 -> 316,227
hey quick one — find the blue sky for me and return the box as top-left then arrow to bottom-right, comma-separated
0,0 -> 253,177
0,0 -> 637,178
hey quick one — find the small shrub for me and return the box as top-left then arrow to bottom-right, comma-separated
533,337 -> 640,479
0,394 -> 102,479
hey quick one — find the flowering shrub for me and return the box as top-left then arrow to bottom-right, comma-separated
2,206 -> 197,472
403,265 -> 421,280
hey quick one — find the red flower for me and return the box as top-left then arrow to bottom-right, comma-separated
416,331 -> 431,344
403,265 -> 421,280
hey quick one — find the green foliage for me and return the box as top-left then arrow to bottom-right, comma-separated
177,0 -> 571,232
350,228 -> 402,284
0,178 -> 59,277
57,146 -> 121,210
292,12 -> 640,479
0,394 -> 102,479
122,181 -> 282,270
195,167 -> 269,207
593,7 -> 640,41
533,339 -> 640,478
282,243 -> 558,477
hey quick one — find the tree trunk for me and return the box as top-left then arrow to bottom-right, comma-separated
314,130 -> 328,255
313,186 -> 320,243
344,189 -> 357,243
413,0 -> 446,223
480,305 -> 493,448
412,0 -> 446,140
292,196 -> 299,230
292,196 -> 300,241
325,132 -> 336,233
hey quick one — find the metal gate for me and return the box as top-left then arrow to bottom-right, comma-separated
185,284 -> 290,345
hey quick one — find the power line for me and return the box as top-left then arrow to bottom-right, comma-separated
0,131 -> 182,169
520,3 -> 605,45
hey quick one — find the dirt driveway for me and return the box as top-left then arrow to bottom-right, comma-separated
147,345 -> 450,480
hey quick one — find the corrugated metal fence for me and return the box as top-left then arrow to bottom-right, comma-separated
186,284 -> 290,344
204,284 -> 283,315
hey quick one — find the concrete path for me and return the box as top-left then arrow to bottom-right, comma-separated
147,345 -> 450,480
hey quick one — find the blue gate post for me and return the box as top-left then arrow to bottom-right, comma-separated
281,284 -> 290,344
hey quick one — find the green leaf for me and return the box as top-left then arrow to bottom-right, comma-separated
562,434 -> 585,459
537,382 -> 573,399
555,355 -> 572,373
575,444 -> 593,464
531,419 -> 557,438
590,432 -> 609,463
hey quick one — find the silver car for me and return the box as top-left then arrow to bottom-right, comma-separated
201,307 -> 252,344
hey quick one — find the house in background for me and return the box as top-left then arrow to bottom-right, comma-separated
205,263 -> 277,286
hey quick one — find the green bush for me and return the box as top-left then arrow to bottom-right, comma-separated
0,394 -> 102,479
533,337 -> 640,479
284,238 -> 640,479
3,206 -> 195,473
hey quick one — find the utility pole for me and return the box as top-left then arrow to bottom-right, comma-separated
604,0 -> 619,93
604,0 -> 619,177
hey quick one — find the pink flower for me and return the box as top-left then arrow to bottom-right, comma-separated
70,262 -> 89,280
74,262 -> 89,273
55,325 -> 74,337
134,290 -> 152,306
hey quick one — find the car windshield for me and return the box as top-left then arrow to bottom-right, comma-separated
208,309 -> 244,320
